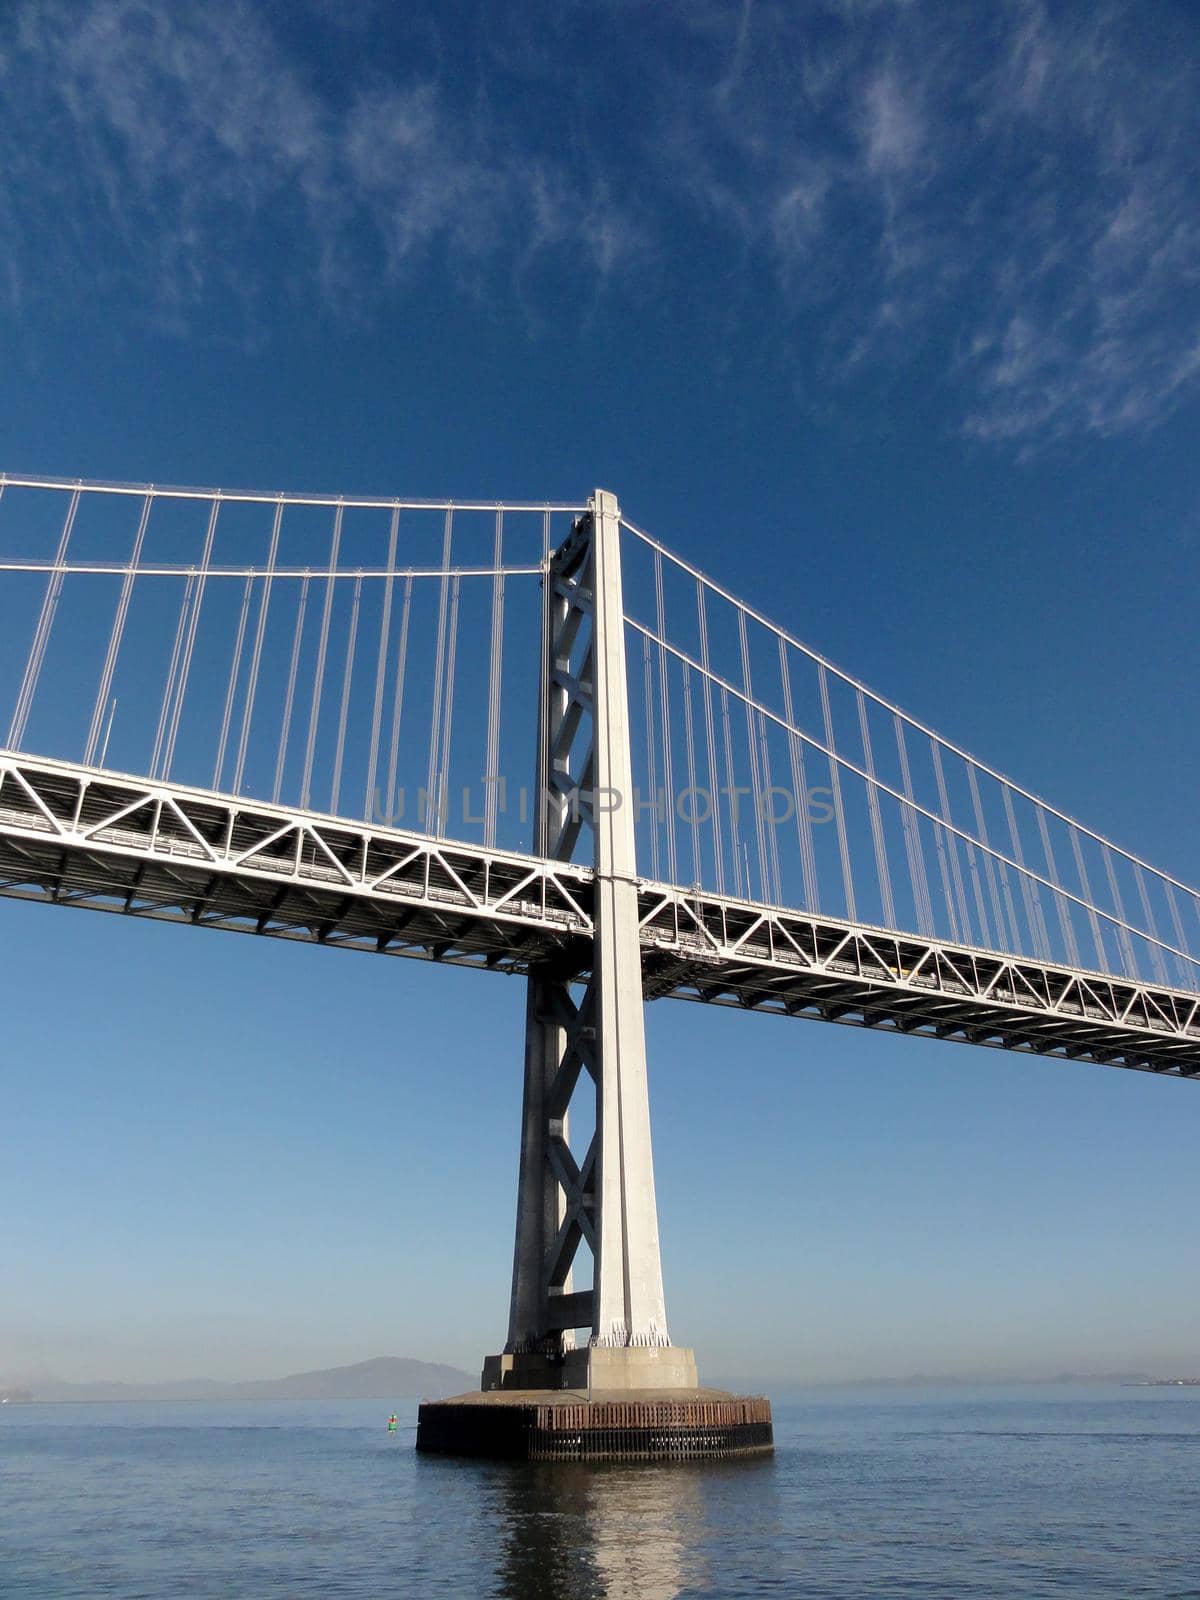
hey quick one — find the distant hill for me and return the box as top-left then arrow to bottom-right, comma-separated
29,1356 -> 471,1404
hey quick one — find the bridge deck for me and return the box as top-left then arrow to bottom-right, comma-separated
1,751 -> 1197,1080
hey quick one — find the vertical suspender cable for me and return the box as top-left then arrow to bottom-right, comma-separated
1002,785 -> 1050,960
484,511 -> 505,847
274,576 -> 310,804
537,546 -> 554,857
643,635 -> 661,879
779,637 -> 819,913
953,754 -> 992,949
1164,889 -> 1200,985
1164,881 -> 1191,958
758,711 -> 783,904
737,610 -> 768,903
697,584 -> 725,896
539,512 -> 554,857
330,574 -> 362,816
857,689 -> 896,930
931,741 -> 972,944
233,499 -> 284,795
968,762 -> 1010,951
821,666 -> 856,921
892,714 -> 933,936
655,552 -> 678,886
151,574 -> 196,780
720,684 -> 741,897
424,511 -> 453,833
682,662 -> 700,886
161,497 -> 220,780
300,505 -> 343,810
1133,864 -> 1169,985
1068,824 -> 1107,972
364,507 -> 400,822
85,493 -> 152,765
539,525 -> 557,853
994,828 -> 1024,957
1163,883 -> 1194,988
98,696 -> 118,767
963,838 -> 991,951
1102,845 -> 1138,978
1036,803 -> 1081,968
385,577 -> 414,826
9,488 -> 80,750
925,737 -> 962,942
435,574 -> 461,835
212,574 -> 254,789
972,764 -> 1021,954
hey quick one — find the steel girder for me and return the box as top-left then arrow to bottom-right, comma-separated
2,751 -> 1198,1078
638,889 -> 1200,1078
0,750 -> 592,972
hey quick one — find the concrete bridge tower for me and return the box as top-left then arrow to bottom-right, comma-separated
418,492 -> 772,1458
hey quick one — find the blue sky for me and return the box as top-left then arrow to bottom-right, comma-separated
3,0 -> 1200,1385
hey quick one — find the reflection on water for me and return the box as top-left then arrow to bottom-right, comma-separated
494,1462 -> 696,1599
491,1457 -> 773,1600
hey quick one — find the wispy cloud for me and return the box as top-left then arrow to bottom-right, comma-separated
647,0 -> 1200,443
0,0 -> 640,335
2,0 -> 1197,445
954,5 -> 1200,441
4,2 -> 337,325
861,68 -> 924,176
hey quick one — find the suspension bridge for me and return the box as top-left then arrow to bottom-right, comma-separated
1,472 -> 1195,1454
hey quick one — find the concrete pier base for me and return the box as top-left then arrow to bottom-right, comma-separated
481,1345 -> 700,1394
415,1387 -> 773,1462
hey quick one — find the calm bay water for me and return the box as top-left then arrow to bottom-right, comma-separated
2,1386 -> 1198,1597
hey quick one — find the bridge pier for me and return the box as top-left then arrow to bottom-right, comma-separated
417,490 -> 770,1461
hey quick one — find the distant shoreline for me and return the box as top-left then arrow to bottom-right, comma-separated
3,1355 -> 472,1406
10,1366 -> 1199,1405
4,1393 -> 424,1406
1122,1380 -> 1200,1388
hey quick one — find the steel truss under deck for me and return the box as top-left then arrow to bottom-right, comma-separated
0,750 -> 593,974
2,749 -> 1198,1079
637,892 -> 1200,1079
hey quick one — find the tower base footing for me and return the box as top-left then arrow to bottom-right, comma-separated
415,1388 -> 773,1462
482,1344 -> 700,1393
